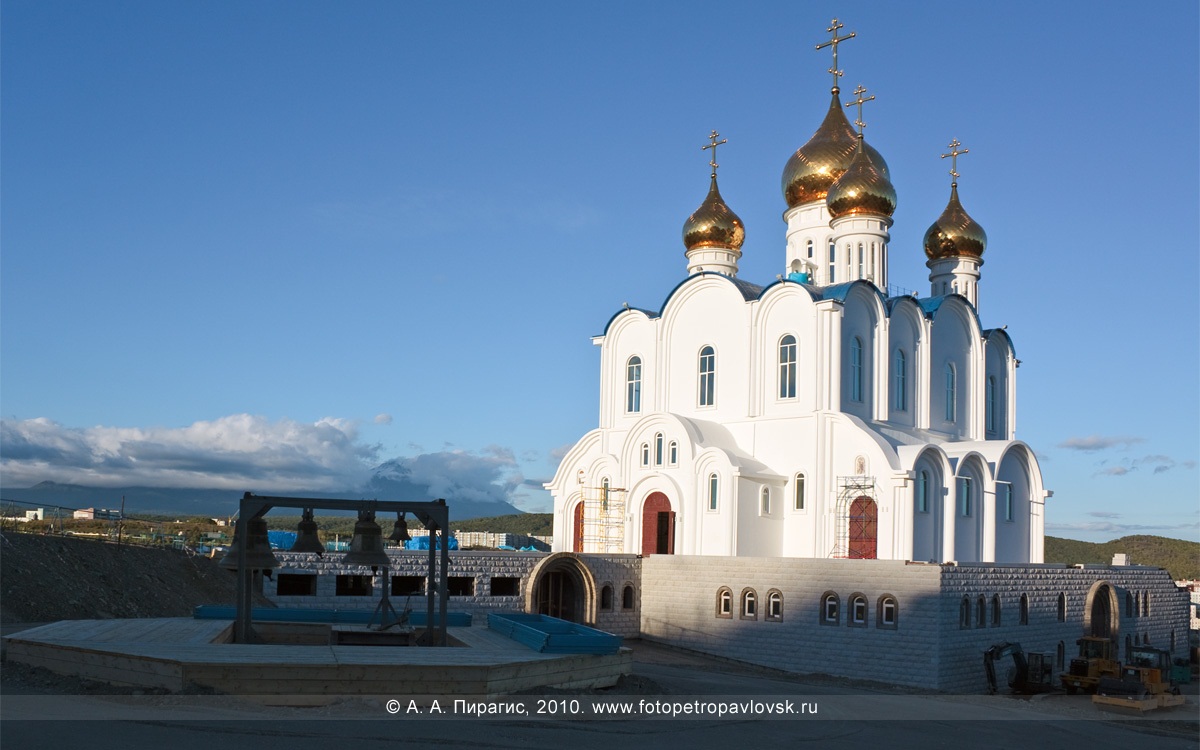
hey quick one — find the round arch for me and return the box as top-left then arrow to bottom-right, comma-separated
525,553 -> 598,625
1082,580 -> 1120,641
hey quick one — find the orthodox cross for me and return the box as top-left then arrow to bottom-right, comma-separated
702,130 -> 727,178
941,139 -> 969,183
815,18 -> 856,91
844,84 -> 875,136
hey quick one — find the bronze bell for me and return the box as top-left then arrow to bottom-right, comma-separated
342,509 -> 391,569
389,512 -> 411,544
219,515 -> 280,570
289,508 -> 325,555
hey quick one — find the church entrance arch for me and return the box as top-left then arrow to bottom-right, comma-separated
848,497 -> 878,559
526,553 -> 596,625
641,492 -> 675,556
1084,581 -> 1119,641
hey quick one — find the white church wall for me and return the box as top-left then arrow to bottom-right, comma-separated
886,300 -> 923,428
983,331 -> 1012,441
661,278 -> 752,420
752,285 -> 821,416
601,312 -> 658,429
839,287 -> 883,420
994,445 -> 1035,563
928,301 -> 977,439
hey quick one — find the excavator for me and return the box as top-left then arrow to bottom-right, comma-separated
1093,645 -> 1186,713
983,642 -> 1057,695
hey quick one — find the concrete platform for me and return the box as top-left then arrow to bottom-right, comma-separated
1,617 -> 631,695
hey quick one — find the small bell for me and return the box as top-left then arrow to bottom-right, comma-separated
389,512 -> 411,544
289,508 -> 325,555
219,515 -> 280,570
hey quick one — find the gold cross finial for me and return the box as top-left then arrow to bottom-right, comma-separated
701,130 -> 727,178
940,138 -> 969,184
844,84 -> 875,136
815,18 -> 856,93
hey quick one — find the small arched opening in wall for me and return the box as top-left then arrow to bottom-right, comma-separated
525,553 -> 598,625
1082,580 -> 1120,642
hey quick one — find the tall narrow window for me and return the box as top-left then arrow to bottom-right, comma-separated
857,242 -> 864,277
806,238 -> 814,258
626,356 -> 642,413
760,486 -> 770,515
945,363 -> 957,422
893,350 -> 907,411
959,476 -> 972,516
986,376 -> 996,433
1001,483 -> 1013,522
654,432 -> 664,466
1019,594 -> 1029,625
779,335 -> 797,399
794,473 -> 806,510
828,242 -> 836,283
640,443 -> 650,467
601,477 -> 610,506
668,441 -> 678,466
850,337 -> 864,402
916,470 -> 929,513
698,346 -> 716,406
708,473 -> 719,511
1057,593 -> 1066,622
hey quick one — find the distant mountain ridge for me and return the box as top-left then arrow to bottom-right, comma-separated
0,477 -> 525,522
1044,535 -> 1199,580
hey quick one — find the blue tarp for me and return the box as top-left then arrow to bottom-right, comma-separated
266,530 -> 297,549
405,535 -> 459,550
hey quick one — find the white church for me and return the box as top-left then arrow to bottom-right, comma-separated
546,25 -> 1046,566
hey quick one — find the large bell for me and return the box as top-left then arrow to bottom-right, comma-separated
219,515 -> 280,570
289,508 -> 325,555
342,510 -> 391,569
389,512 -> 411,544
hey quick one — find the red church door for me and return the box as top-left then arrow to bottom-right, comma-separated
848,497 -> 878,559
572,502 -> 584,552
641,492 -> 675,556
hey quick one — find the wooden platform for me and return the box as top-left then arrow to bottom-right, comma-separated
2,618 -> 631,696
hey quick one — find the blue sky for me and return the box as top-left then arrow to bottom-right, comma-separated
2,1 -> 1197,543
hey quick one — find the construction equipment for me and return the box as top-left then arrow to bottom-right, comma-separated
1060,636 -> 1121,694
984,642 -> 1057,695
1092,645 -> 1185,712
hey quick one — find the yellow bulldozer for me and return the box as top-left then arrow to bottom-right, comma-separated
1093,645 -> 1186,713
1060,636 -> 1121,694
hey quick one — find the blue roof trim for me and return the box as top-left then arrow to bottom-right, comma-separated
758,277 -> 820,301
598,306 -> 659,337
599,272 -> 763,337
916,293 -> 984,331
820,279 -> 888,308
982,327 -> 1017,358
885,294 -> 923,314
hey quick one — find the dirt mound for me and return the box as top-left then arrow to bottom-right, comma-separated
0,532 -> 266,624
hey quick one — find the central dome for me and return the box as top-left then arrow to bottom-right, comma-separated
782,90 -> 889,208
826,138 -> 896,218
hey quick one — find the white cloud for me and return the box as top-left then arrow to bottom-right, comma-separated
374,413 -> 394,425
1058,435 -> 1144,452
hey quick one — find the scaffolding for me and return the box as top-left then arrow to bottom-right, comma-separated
580,484 -> 627,553
829,475 -> 877,558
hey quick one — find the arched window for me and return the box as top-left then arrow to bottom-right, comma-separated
806,238 -> 814,258
741,589 -> 757,620
857,242 -> 865,277
654,432 -> 664,466
1125,592 -> 1135,617
1001,483 -> 1014,522
625,356 -> 642,413
986,376 -> 996,433
778,334 -> 797,399
991,595 -> 1002,626
622,584 -> 634,610
821,592 -> 840,624
600,585 -> 614,611
878,595 -> 898,629
976,596 -> 986,628
828,242 -> 836,283
698,346 -> 716,407
794,473 -> 806,511
893,350 -> 907,411
960,596 -> 971,629
850,337 -> 864,402
945,363 -> 957,422
850,594 -> 868,626
760,486 -> 770,515
1143,591 -> 1150,616
708,473 -> 719,511
916,470 -> 929,513
1057,592 -> 1066,622
640,443 -> 650,467
1019,594 -> 1029,625
601,477 -> 610,505
1057,641 -> 1065,671
716,587 -> 732,618
766,589 -> 783,622
668,441 -> 678,466
959,477 -> 972,517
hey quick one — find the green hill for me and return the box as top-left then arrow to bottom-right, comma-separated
449,513 -> 553,536
1044,535 -> 1199,580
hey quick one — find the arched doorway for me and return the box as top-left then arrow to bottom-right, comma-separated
641,492 -> 675,556
527,554 -> 596,624
572,502 -> 584,552
1086,582 -> 1118,640
848,497 -> 878,559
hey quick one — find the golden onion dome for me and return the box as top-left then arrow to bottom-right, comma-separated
782,90 -> 890,208
826,138 -> 896,218
683,176 -> 745,252
923,183 -> 987,259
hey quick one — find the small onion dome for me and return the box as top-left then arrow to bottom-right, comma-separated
826,138 -> 897,218
782,91 -> 890,208
923,183 -> 987,259
683,176 -> 745,252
